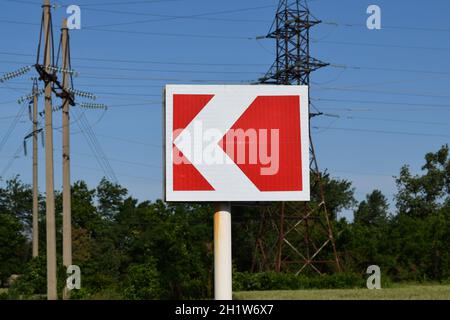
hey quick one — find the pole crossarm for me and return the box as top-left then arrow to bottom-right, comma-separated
34,64 -> 76,106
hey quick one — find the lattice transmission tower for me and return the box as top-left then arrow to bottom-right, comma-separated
253,0 -> 341,274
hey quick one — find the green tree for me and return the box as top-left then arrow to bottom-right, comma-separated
0,210 -> 27,284
113,200 -> 213,299
354,190 -> 389,226
0,177 -> 33,232
396,145 -> 449,218
0,177 -> 31,284
96,178 -> 128,220
70,180 -> 123,293
312,172 -> 356,220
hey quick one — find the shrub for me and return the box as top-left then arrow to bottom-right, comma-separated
7,256 -> 46,299
122,261 -> 161,300
69,287 -> 93,300
233,272 -> 364,291
7,256 -> 68,300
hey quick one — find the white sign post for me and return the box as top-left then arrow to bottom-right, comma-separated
164,85 -> 310,300
214,202 -> 232,300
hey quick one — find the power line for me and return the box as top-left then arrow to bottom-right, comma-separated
95,133 -> 162,148
0,153 -> 163,183
76,65 -> 262,75
0,19 -> 40,26
6,149 -> 161,170
3,0 -> 43,6
72,163 -> 162,183
312,98 -> 450,110
3,16 -> 450,51
0,58 -> 264,73
0,18 -> 254,39
84,27 -> 255,40
330,63 -> 450,76
82,6 -> 268,23
0,142 -> 23,179
7,56 -> 450,76
79,73 -> 251,82
84,91 -> 160,97
5,53 -> 450,77
313,126 -> 450,138
322,20 -> 450,33
107,102 -> 160,107
0,51 -> 268,66
69,0 -> 182,7
316,86 -> 450,99
4,0 -> 182,6
315,39 -> 450,52
83,4 -> 274,28
0,104 -> 26,154
72,108 -> 118,183
324,114 -> 450,127
72,151 -> 161,169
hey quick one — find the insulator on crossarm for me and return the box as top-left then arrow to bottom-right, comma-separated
0,66 -> 32,83
78,102 -> 107,110
17,88 -> 45,105
43,65 -> 78,77
68,88 -> 96,100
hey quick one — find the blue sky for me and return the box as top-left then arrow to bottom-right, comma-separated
0,0 -> 449,220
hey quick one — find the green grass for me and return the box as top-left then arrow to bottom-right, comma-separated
234,284 -> 450,300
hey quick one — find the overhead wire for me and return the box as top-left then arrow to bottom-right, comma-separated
72,108 -> 118,183
81,6 -> 268,23
83,4 -> 275,28
4,54 -> 450,77
0,142 -> 23,179
322,20 -> 450,33
316,86 -> 450,99
312,126 -> 450,139
0,103 -> 27,154
312,98 -> 450,110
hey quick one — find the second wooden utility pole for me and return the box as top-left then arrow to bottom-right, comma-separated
32,78 -> 39,258
42,0 -> 57,300
61,18 -> 72,271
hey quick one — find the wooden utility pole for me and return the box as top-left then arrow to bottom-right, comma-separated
43,0 -> 57,300
61,19 -> 72,270
61,19 -> 72,300
32,78 -> 39,258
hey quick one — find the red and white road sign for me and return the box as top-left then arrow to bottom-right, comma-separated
164,85 -> 309,202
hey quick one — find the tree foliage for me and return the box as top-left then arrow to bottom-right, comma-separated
0,145 -> 449,298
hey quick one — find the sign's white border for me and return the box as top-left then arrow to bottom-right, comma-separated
164,85 -> 310,202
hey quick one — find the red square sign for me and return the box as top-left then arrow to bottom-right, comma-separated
165,85 -> 309,202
